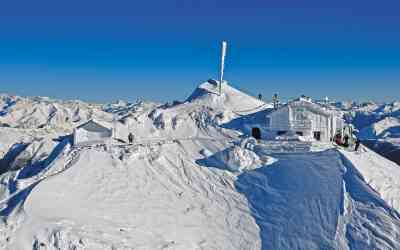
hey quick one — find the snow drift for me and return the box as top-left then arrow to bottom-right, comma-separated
1,82 -> 400,249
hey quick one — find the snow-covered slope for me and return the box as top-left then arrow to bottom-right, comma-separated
340,146 -> 400,212
114,80 -> 271,143
186,80 -> 270,115
11,142 -> 260,250
237,149 -> 400,249
0,93 -> 158,130
346,101 -> 400,164
0,95 -> 101,129
1,82 -> 400,249
358,117 -> 400,140
348,101 -> 400,132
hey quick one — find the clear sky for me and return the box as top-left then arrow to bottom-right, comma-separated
0,0 -> 400,103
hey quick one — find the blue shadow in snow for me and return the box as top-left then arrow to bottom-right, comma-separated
0,184 -> 37,216
234,150 -> 344,250
0,139 -> 70,217
340,154 -> 400,218
0,100 -> 16,117
195,147 -> 241,172
0,143 -> 29,175
220,109 -> 272,137
17,139 -> 69,179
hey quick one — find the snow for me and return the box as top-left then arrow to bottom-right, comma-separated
358,117 -> 400,140
199,145 -> 276,172
340,146 -> 400,212
186,80 -> 271,115
11,144 -> 260,250
1,83 -> 400,249
236,150 -> 346,249
0,93 -> 114,129
346,100 -> 400,165
234,148 -> 400,249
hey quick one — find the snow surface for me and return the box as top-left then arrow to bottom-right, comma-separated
340,146 -> 400,212
358,117 -> 400,140
12,145 -> 260,250
1,83 -> 400,249
344,100 -> 400,164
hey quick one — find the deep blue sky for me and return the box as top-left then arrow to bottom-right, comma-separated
0,0 -> 400,103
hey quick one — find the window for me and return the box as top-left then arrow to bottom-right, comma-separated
313,131 -> 321,141
277,131 -> 287,136
296,131 -> 303,136
295,108 -> 308,120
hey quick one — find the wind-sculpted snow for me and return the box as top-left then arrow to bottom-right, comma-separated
10,142 -> 260,249
235,150 -> 345,249
186,81 -> 271,115
1,83 -> 400,249
235,149 -> 400,250
197,144 -> 275,172
340,151 -> 400,250
340,147 -> 400,212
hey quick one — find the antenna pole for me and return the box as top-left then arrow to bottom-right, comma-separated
219,41 -> 227,96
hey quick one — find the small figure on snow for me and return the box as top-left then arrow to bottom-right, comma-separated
343,135 -> 349,148
258,93 -> 263,100
128,133 -> 134,144
355,138 -> 361,152
334,133 -> 342,146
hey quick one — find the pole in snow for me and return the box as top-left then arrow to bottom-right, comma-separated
272,93 -> 279,110
219,41 -> 227,96
112,114 -> 117,143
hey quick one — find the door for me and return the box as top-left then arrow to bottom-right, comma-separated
252,127 -> 261,140
313,131 -> 321,141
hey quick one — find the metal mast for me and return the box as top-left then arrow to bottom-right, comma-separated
272,93 -> 279,110
219,41 -> 227,96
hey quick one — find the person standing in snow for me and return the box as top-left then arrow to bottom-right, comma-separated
334,133 -> 342,146
258,93 -> 262,100
343,135 -> 349,148
355,138 -> 361,152
128,133 -> 134,144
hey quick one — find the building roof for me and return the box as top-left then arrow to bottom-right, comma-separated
76,119 -> 112,133
269,98 -> 334,117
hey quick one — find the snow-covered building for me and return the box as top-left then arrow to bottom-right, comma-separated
73,120 -> 113,146
265,97 -> 344,141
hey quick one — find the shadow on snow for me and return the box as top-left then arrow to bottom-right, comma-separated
234,150 -> 344,250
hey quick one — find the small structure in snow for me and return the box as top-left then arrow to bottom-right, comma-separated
265,97 -> 344,142
73,120 -> 113,146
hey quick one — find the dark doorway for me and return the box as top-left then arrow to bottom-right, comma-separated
252,127 -> 261,140
277,131 -> 287,136
313,131 -> 321,141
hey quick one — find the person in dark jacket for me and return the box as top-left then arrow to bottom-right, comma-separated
334,133 -> 343,146
343,135 -> 349,148
355,138 -> 361,152
128,133 -> 134,144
